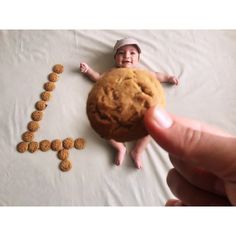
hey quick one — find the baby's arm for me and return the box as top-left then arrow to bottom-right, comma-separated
152,71 -> 179,85
80,62 -> 101,82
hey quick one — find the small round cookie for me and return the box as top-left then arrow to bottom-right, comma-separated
74,138 -> 86,150
28,141 -> 39,153
35,100 -> 47,111
16,142 -> 28,153
57,149 -> 69,160
44,82 -> 55,91
27,121 -> 40,132
59,159 -> 72,172
86,68 -> 166,142
51,139 -> 62,151
62,137 -> 74,149
39,140 -> 51,152
22,131 -> 34,142
53,64 -> 64,74
48,72 -> 59,82
40,91 -> 51,101
31,111 -> 43,121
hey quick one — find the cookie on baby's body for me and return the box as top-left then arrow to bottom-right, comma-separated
86,68 -> 166,142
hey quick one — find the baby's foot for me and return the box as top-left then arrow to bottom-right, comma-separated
80,62 -> 89,73
130,150 -> 142,169
115,146 -> 126,166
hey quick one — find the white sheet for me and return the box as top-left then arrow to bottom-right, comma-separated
1,30 -> 236,206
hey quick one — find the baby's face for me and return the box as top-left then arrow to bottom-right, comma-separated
114,45 -> 140,68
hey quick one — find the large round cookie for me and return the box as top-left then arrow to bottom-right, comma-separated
86,68 -> 166,142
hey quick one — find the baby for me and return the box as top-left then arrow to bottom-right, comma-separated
80,37 -> 178,169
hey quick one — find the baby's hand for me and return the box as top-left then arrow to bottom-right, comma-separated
168,75 -> 179,85
80,62 -> 89,73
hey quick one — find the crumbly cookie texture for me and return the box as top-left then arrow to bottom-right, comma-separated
17,64 -> 85,172
44,82 -> 55,91
74,138 -> 86,150
27,121 -> 40,132
31,111 -> 43,121
35,100 -> 47,111
57,149 -> 69,160
86,68 -> 166,142
40,91 -> 51,101
63,137 -> 74,149
51,139 -> 62,151
28,141 -> 39,153
53,64 -> 64,74
39,140 -> 51,152
17,142 -> 28,153
22,131 -> 34,142
48,72 -> 59,82
59,159 -> 72,172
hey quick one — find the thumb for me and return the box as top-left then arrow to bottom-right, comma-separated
144,107 -> 236,176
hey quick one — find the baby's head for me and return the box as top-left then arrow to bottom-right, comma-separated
113,38 -> 141,68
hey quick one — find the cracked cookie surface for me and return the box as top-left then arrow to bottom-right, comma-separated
86,68 -> 166,142
59,159 -> 72,172
39,140 -> 51,152
17,142 -> 28,153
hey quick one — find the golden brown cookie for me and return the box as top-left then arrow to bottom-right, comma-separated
51,139 -> 62,151
16,142 -> 28,153
74,138 -> 86,150
27,121 -> 40,132
40,91 -> 51,101
35,100 -> 47,111
39,140 -> 51,152
53,64 -> 64,74
31,111 -> 43,121
28,141 -> 39,153
59,159 -> 72,172
48,72 -> 59,82
44,82 -> 55,91
22,131 -> 34,142
86,68 -> 166,142
57,149 -> 69,160
62,137 -> 74,149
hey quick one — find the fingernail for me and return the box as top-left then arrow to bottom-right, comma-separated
153,107 -> 173,128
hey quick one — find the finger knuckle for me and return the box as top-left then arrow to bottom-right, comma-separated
181,127 -> 202,158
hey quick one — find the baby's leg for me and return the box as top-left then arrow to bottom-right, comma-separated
131,135 -> 150,169
109,140 -> 126,166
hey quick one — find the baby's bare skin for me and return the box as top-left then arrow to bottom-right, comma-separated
81,43 -> 179,169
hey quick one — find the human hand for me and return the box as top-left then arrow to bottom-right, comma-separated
168,75 -> 179,85
80,62 -> 89,73
144,106 -> 236,206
